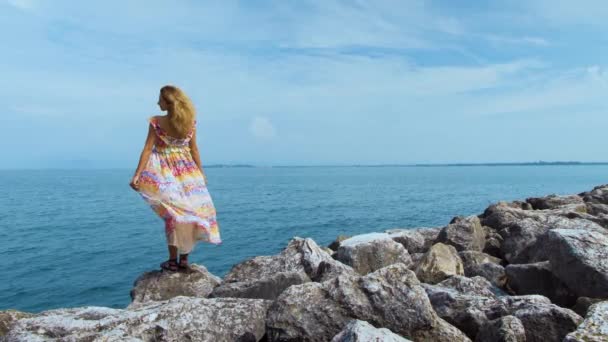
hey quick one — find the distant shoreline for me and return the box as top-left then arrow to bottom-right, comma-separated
3,161 -> 608,170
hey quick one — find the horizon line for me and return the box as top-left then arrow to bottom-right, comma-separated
2,161 -> 608,170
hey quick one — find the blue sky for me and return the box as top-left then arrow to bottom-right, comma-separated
1,0 -> 607,168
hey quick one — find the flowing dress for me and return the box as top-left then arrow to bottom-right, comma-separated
137,116 -> 222,254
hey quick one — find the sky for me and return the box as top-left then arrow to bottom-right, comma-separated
1,0 -> 607,168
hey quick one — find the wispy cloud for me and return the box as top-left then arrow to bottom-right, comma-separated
0,1 -> 607,166
5,0 -> 36,11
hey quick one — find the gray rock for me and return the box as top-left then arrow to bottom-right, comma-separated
423,276 -> 509,339
129,264 -> 221,307
511,300 -> 582,342
328,235 -> 351,251
385,227 -> 441,254
210,271 -> 311,300
505,261 -> 576,307
482,226 -> 504,258
459,250 -> 506,288
331,319 -> 413,342
215,237 -> 355,300
571,296 -> 605,317
266,263 -> 471,342
480,203 -> 605,263
435,216 -> 487,252
543,229 -> 608,298
424,275 -> 581,341
475,315 -> 526,342
335,233 -> 412,275
579,184 -> 608,205
415,243 -> 464,284
0,310 -> 32,339
526,194 -> 584,210
564,301 -> 608,341
586,202 -> 608,216
5,296 -> 272,342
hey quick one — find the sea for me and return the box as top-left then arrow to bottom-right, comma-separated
1,165 -> 607,313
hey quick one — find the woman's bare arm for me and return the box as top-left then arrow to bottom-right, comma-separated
130,124 -> 156,189
189,126 -> 207,184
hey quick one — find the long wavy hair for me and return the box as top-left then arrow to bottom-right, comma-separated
160,85 -> 196,137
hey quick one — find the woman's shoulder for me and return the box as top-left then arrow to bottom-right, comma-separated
148,115 -> 167,126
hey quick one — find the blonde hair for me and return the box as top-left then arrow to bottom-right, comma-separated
160,85 -> 196,136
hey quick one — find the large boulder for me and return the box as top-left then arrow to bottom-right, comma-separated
435,216 -> 486,252
480,203 -> 605,263
210,271 -> 311,300
564,301 -> 608,341
415,243 -> 464,284
213,237 -> 355,300
423,275 -> 581,341
423,276 -> 509,339
505,261 -> 576,307
543,229 -> 608,298
330,319 -> 413,342
579,184 -> 608,205
459,251 -> 506,288
385,227 -> 441,254
526,194 -> 584,210
335,233 -> 412,275
5,296 -> 272,341
474,315 -> 526,342
129,264 -> 221,307
266,263 -> 471,342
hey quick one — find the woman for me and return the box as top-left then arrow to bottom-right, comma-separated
130,85 -> 222,272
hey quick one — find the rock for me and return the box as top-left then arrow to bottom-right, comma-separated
482,226 -> 504,258
459,251 -> 506,288
505,261 -> 576,307
266,263 -> 471,342
586,202 -> 608,216
385,227 -> 441,254
435,216 -> 486,252
474,315 -> 526,342
410,252 -> 425,269
480,203 -> 605,263
328,235 -> 351,251
129,264 -> 221,307
215,237 -> 355,300
564,301 -> 608,341
335,233 -> 412,275
543,229 -> 608,298
0,310 -> 33,338
526,194 -> 584,210
330,319 -> 413,342
572,297 -> 605,317
511,300 -> 582,342
415,243 -> 464,284
579,184 -> 608,205
424,275 -> 581,341
210,271 -> 311,300
423,276 -> 508,339
5,296 -> 272,341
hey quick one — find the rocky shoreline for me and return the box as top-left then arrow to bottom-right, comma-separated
2,185 -> 608,341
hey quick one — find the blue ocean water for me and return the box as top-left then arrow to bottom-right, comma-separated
1,166 -> 607,313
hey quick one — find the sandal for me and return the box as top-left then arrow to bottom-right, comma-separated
160,258 -> 178,272
178,254 -> 192,273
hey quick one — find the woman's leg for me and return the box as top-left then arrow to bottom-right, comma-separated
168,245 -> 178,260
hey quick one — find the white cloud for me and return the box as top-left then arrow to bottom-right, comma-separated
6,0 -> 35,11
249,116 -> 277,140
